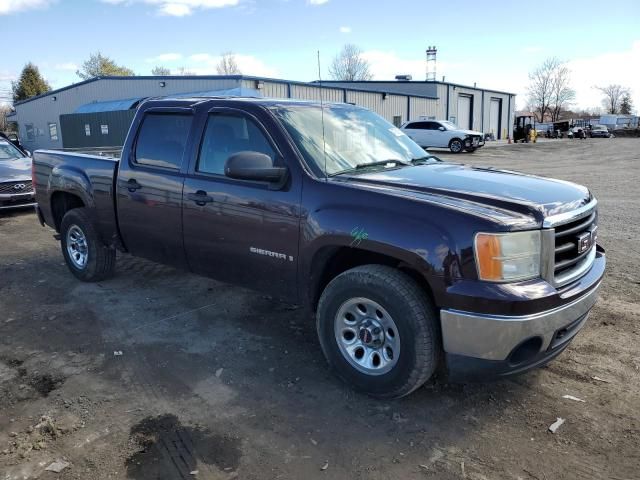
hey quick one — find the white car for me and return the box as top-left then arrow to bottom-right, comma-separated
401,120 -> 485,153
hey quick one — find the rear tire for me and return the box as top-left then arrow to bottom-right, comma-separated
449,138 -> 464,153
60,207 -> 116,282
317,265 -> 439,398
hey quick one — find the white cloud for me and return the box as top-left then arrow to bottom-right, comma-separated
146,52 -> 183,63
339,26 -> 351,34
0,0 -> 55,14
157,2 -> 190,15
101,0 -> 240,15
308,0 -> 328,4
54,62 -> 78,71
567,40 -> 640,111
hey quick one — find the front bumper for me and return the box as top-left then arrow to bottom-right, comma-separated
0,192 -> 36,210
465,136 -> 485,149
440,249 -> 605,380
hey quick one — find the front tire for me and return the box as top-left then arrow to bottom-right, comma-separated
317,265 -> 439,398
60,208 -> 116,282
449,138 -> 464,153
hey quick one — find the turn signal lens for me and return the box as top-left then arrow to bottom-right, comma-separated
474,231 -> 541,282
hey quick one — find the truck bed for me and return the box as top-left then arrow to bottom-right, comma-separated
33,150 -> 121,247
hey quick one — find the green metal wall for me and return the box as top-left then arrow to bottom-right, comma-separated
60,110 -> 135,149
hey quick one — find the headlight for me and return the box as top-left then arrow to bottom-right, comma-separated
474,231 -> 541,282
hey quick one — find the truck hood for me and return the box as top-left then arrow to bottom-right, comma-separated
339,162 -> 591,227
0,157 -> 32,182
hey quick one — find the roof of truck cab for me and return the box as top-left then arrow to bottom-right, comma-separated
141,96 -> 352,109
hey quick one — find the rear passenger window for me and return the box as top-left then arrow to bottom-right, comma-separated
134,113 -> 192,170
197,113 -> 275,175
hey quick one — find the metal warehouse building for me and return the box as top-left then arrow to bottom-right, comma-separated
10,75 -> 515,152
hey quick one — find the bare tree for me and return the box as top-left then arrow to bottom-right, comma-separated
549,62 -> 575,122
216,52 -> 241,75
151,66 -> 171,76
0,104 -> 16,132
328,44 -> 372,81
76,52 -> 134,80
175,66 -> 195,76
527,58 -> 564,122
596,85 -> 630,114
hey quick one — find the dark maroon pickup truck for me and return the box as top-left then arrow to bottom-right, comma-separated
32,97 -> 605,398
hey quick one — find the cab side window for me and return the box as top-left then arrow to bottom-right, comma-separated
197,113 -> 275,175
134,113 -> 192,170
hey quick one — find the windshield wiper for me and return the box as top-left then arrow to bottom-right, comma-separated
355,159 -> 411,169
410,155 -> 440,165
330,159 -> 410,176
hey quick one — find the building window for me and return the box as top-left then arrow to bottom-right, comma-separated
48,123 -> 59,141
101,124 -> 109,135
392,116 -> 402,127
85,124 -> 91,136
25,123 -> 35,141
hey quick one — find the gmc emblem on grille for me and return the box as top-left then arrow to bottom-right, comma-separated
13,183 -> 26,191
577,231 -> 592,254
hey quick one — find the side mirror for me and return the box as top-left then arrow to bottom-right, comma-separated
25,150 -> 32,157
438,126 -> 445,131
225,151 -> 287,184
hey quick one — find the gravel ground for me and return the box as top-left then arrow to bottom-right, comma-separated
1,138 -> 638,480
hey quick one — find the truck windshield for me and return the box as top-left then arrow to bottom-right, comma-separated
271,104 -> 427,176
0,141 -> 25,161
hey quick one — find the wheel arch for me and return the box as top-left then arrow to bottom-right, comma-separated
308,245 -> 437,313
51,191 -> 85,232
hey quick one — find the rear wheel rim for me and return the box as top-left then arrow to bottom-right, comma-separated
66,225 -> 88,269
334,297 -> 400,376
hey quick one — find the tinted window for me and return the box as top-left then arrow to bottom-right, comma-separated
135,113 -> 192,170
197,113 -> 275,175
426,122 -> 441,130
405,121 -> 429,130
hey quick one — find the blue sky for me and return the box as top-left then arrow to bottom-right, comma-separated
1,0 -> 639,111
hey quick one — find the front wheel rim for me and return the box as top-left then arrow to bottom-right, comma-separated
334,297 -> 400,376
451,140 -> 462,152
66,225 -> 89,269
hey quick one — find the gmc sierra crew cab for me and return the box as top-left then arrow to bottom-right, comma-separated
32,96 -> 605,398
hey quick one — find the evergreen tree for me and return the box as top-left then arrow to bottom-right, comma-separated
11,63 -> 51,102
619,94 -> 633,115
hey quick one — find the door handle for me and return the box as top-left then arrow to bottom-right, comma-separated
126,178 -> 142,192
187,190 -> 214,206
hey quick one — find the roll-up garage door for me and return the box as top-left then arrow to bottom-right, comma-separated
489,98 -> 502,139
457,95 -> 472,130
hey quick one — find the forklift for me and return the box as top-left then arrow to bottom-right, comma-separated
513,114 -> 536,143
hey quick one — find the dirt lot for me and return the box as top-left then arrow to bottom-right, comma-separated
1,138 -> 638,480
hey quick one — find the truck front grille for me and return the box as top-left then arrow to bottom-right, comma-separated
544,201 -> 598,287
0,181 -> 33,194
